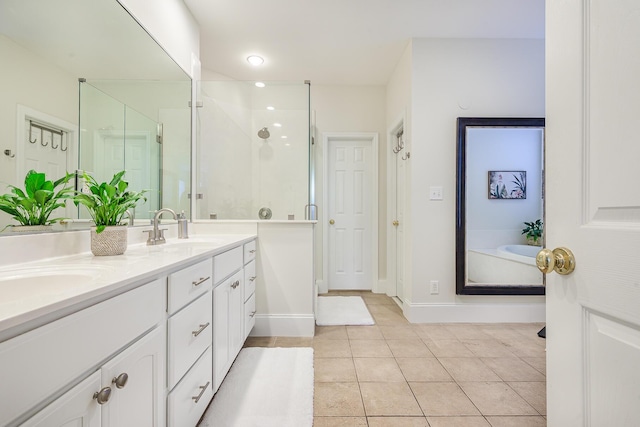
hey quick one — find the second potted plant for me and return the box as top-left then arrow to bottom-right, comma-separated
74,171 -> 147,256
522,219 -> 543,246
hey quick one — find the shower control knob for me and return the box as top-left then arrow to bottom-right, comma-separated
536,247 -> 576,275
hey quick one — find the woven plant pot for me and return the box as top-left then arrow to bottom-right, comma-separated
91,226 -> 128,256
10,225 -> 53,233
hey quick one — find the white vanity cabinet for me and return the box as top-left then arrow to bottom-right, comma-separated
212,239 -> 257,393
166,258 -> 214,426
1,279 -> 165,427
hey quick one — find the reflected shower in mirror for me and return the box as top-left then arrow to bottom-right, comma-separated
456,117 -> 545,295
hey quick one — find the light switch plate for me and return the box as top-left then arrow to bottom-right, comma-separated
429,186 -> 443,200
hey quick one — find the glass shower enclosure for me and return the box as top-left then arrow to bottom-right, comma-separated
195,81 -> 311,221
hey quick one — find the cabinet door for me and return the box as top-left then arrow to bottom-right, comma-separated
21,371 -> 102,427
229,271 -> 245,358
100,327 -> 166,427
212,280 -> 231,392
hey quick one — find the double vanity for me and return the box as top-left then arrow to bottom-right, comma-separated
0,230 -> 267,427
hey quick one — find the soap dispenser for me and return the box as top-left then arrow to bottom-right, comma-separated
178,210 -> 189,239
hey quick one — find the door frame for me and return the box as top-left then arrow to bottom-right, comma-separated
386,114 -> 406,298
322,132 -> 379,293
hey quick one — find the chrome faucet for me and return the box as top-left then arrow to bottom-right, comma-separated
145,208 -> 177,245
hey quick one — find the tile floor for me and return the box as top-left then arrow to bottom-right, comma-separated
244,291 -> 547,427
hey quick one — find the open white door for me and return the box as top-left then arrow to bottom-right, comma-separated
546,1 -> 640,425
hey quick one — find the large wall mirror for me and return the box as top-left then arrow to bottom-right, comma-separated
0,0 -> 191,232
456,117 -> 545,295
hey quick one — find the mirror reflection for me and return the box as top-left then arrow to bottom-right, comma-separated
456,117 -> 545,295
0,0 -> 191,233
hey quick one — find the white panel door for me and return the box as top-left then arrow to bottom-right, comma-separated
394,144 -> 407,301
328,139 -> 372,290
547,1 -> 640,425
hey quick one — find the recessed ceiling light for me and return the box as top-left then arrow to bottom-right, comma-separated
247,55 -> 264,66
281,135 -> 288,139
255,81 -> 265,88
273,123 -> 282,127
266,106 -> 275,111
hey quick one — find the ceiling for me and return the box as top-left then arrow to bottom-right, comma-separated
184,0 -> 545,85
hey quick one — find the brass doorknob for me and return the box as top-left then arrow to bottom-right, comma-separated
329,219 -> 335,225
536,247 -> 576,275
392,220 -> 399,226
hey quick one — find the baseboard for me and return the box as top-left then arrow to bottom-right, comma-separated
403,301 -> 545,323
251,314 -> 315,337
316,279 -> 327,294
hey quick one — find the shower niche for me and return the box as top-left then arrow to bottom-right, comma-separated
195,81 -> 311,221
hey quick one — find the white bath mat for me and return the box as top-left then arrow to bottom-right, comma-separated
198,347 -> 313,427
316,296 -> 375,326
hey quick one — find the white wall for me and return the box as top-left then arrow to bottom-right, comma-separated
312,85 -> 387,287
118,0 -> 200,78
406,38 -> 545,322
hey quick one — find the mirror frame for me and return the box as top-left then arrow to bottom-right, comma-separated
455,117 -> 546,296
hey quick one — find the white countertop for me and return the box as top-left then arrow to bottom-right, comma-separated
0,234 -> 255,341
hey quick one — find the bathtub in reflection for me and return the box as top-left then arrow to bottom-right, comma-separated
467,244 -> 543,286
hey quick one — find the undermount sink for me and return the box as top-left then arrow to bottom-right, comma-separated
0,265 -> 112,301
162,237 -> 227,246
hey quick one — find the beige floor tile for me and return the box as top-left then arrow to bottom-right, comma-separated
396,357 -> 453,382
350,339 -> 393,357
359,382 -> 423,416
503,339 -> 546,358
410,382 -> 480,416
459,382 -> 538,416
414,324 -> 458,340
425,340 -> 475,358
478,326 -> 527,342
507,382 -> 546,415
387,339 -> 435,357
243,336 -> 275,347
368,304 -> 403,315
461,340 -> 516,358
480,358 -> 545,382
379,325 -> 420,339
316,325 -> 349,340
314,382 -> 365,416
367,416 -> 429,426
445,324 -> 494,340
347,325 -> 384,340
486,416 -> 547,427
273,336 -> 313,347
313,416 -> 368,426
438,358 -> 501,382
521,357 -> 546,375
373,312 -> 410,325
426,417 -> 491,427
314,358 -> 358,382
314,339 -> 352,358
362,293 -> 397,305
354,357 -> 405,382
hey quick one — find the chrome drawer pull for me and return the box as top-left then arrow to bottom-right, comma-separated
192,276 -> 210,287
249,276 -> 256,282
192,322 -> 210,337
231,280 -> 240,289
249,249 -> 256,254
112,372 -> 129,389
192,381 -> 210,403
250,311 -> 256,318
93,387 -> 112,405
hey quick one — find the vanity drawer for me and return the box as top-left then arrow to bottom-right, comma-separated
244,239 -> 257,264
168,258 -> 213,314
244,293 -> 256,338
213,246 -> 243,284
167,346 -> 213,427
244,259 -> 256,302
168,290 -> 213,389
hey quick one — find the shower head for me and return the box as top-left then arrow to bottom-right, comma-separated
258,127 -> 270,139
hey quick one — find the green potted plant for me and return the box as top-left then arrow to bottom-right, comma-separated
74,170 -> 147,256
0,170 -> 74,232
522,219 -> 543,246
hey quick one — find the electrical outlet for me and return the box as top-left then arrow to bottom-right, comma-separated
429,186 -> 443,200
430,280 -> 439,295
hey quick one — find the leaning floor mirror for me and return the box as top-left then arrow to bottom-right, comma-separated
456,117 -> 545,295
